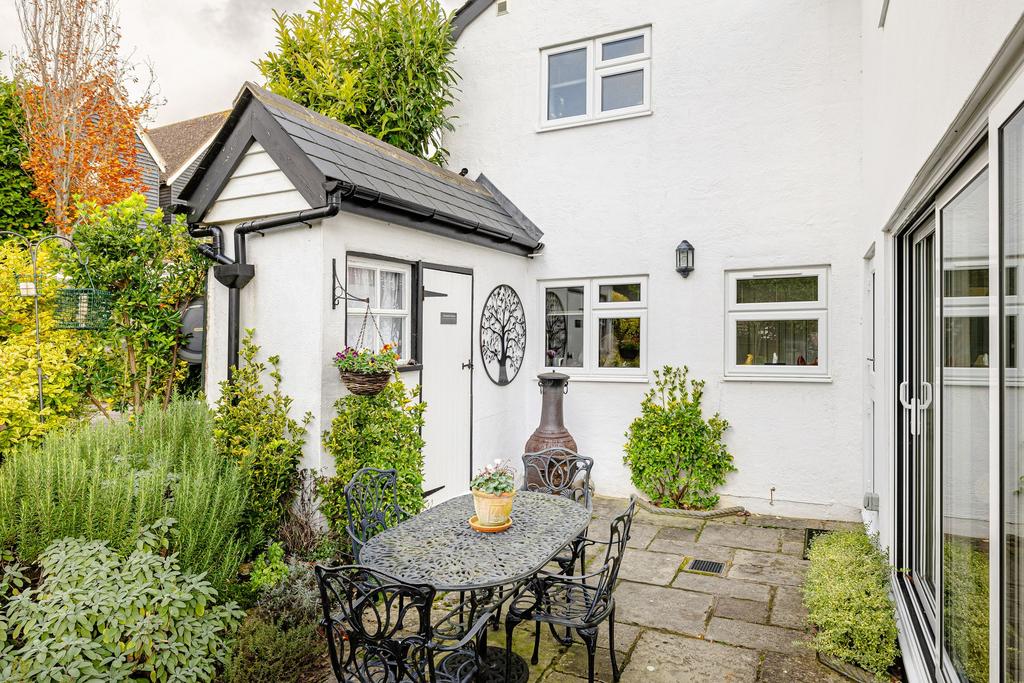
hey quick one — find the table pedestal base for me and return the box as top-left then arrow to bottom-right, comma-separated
478,645 -> 529,683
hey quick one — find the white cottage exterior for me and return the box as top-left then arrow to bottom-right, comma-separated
177,2 -> 1024,680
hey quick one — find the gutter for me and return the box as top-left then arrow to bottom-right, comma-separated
183,181 -> 349,378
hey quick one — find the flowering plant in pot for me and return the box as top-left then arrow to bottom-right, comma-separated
470,459 -> 516,528
333,344 -> 399,395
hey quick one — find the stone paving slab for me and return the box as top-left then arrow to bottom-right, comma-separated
648,537 -> 736,563
671,570 -> 772,601
699,524 -> 782,552
616,549 -> 684,585
728,549 -> 809,586
758,652 -> 848,682
551,644 -> 623,683
619,631 -> 759,682
769,585 -> 808,630
714,596 -> 769,624
706,616 -> 810,654
613,581 -> 712,635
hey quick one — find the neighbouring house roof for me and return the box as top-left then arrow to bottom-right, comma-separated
451,0 -> 495,39
178,82 -> 543,256
146,110 -> 230,182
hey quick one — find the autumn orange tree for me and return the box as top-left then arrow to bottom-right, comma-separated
13,0 -> 152,234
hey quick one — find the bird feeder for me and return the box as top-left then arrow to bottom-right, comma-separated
55,287 -> 112,330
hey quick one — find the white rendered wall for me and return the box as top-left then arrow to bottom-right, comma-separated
445,0 -> 864,519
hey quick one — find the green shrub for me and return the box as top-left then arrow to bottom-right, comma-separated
623,366 -> 735,510
214,330 -> 312,544
0,535 -> 244,682
0,399 -> 251,591
255,560 -> 321,630
256,0 -> 458,164
0,75 -> 47,240
804,530 -> 899,677
251,542 -> 289,591
223,613 -> 321,683
318,377 -> 426,533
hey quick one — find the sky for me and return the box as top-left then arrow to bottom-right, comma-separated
0,0 -> 463,128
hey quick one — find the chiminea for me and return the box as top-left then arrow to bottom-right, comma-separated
524,372 -> 578,489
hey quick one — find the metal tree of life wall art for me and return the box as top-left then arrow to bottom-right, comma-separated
480,284 -> 526,386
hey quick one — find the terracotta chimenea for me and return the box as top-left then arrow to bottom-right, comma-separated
524,372 -> 578,488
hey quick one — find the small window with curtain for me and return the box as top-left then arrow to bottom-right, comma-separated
346,258 -> 412,360
540,27 -> 651,130
726,267 -> 829,380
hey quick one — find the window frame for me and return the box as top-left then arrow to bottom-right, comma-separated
345,256 -> 414,362
539,26 -> 652,131
725,266 -> 830,381
540,275 -> 648,379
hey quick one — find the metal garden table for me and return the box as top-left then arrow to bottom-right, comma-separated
360,490 -> 592,682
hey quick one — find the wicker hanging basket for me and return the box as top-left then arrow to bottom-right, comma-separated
339,370 -> 392,396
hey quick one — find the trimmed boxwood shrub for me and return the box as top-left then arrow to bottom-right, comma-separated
804,530 -> 899,677
623,366 -> 734,510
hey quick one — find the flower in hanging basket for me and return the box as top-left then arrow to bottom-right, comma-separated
333,345 -> 399,396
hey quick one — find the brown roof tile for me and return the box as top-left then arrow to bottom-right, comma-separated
146,110 -> 230,181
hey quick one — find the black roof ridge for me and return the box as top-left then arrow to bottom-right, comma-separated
451,0 -> 495,40
476,173 -> 543,243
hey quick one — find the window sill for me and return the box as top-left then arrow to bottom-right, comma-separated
723,374 -> 832,384
397,364 -> 423,373
540,371 -> 650,384
537,109 -> 652,133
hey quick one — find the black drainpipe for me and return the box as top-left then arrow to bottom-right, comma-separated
186,181 -> 352,378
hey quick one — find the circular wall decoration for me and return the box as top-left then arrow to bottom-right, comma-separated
480,284 -> 526,386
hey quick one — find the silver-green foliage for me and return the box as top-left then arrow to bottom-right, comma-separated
0,534 -> 243,682
0,399 -> 250,591
803,530 -> 900,677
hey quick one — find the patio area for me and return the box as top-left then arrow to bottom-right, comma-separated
507,496 -> 863,683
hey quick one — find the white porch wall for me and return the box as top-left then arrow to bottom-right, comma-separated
445,0 -> 864,518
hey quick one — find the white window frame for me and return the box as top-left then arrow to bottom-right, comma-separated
725,266 -> 830,381
345,257 -> 413,362
539,26 -> 652,131
540,276 -> 648,380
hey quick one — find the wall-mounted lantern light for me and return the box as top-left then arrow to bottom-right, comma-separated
675,240 -> 695,278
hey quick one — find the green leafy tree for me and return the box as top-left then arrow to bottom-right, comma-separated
0,71 -> 47,240
256,0 -> 459,164
61,194 -> 206,413
0,241 -> 87,457
318,378 -> 426,534
214,330 -> 312,544
623,366 -> 735,510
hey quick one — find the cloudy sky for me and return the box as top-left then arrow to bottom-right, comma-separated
0,0 -> 462,128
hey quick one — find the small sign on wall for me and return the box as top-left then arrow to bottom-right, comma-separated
440,312 -> 458,325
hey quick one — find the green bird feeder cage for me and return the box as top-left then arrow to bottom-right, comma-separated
55,287 -> 112,330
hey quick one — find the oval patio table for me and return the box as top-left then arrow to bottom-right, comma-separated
360,490 -> 592,682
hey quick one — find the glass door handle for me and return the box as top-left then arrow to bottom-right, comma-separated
899,381 -> 921,436
918,381 -> 932,410
899,381 -> 913,410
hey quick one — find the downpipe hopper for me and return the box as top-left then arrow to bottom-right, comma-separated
213,262 -> 255,289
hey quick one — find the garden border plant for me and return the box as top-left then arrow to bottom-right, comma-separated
623,365 -> 736,511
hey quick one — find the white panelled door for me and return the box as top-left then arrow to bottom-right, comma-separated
420,267 -> 473,503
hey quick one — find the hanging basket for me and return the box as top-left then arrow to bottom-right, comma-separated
339,370 -> 392,396
54,288 -> 112,331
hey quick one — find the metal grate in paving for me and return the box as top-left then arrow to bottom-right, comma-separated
684,558 -> 726,576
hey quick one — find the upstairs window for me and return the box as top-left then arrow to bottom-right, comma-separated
540,27 -> 651,130
725,267 -> 829,380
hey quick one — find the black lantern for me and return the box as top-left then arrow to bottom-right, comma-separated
675,240 -> 695,278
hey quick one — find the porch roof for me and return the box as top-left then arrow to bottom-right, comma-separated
178,82 -> 543,256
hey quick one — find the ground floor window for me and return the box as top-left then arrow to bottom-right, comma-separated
346,257 -> 412,360
725,267 -> 829,379
542,276 -> 647,376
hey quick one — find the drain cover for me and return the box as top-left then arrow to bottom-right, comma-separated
685,558 -> 725,575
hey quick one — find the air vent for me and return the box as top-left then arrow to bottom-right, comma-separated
684,558 -> 725,576
496,0 -> 508,15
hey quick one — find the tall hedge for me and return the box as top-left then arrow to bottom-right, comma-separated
0,76 -> 47,239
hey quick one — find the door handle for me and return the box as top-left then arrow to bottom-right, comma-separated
918,381 -> 932,410
899,380 -> 920,436
898,381 -> 913,410
462,360 -> 474,370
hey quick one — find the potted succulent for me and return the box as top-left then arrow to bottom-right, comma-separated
470,459 -> 516,529
333,344 -> 399,396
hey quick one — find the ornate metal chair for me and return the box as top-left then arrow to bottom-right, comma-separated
503,497 -> 637,683
316,564 -> 485,683
521,448 -> 595,574
345,468 -> 409,562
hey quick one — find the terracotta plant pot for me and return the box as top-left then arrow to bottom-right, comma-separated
471,489 -> 515,526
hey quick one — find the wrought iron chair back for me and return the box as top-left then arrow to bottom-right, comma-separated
521,448 -> 594,508
316,564 -> 436,683
345,468 -> 407,561
583,496 -> 636,623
